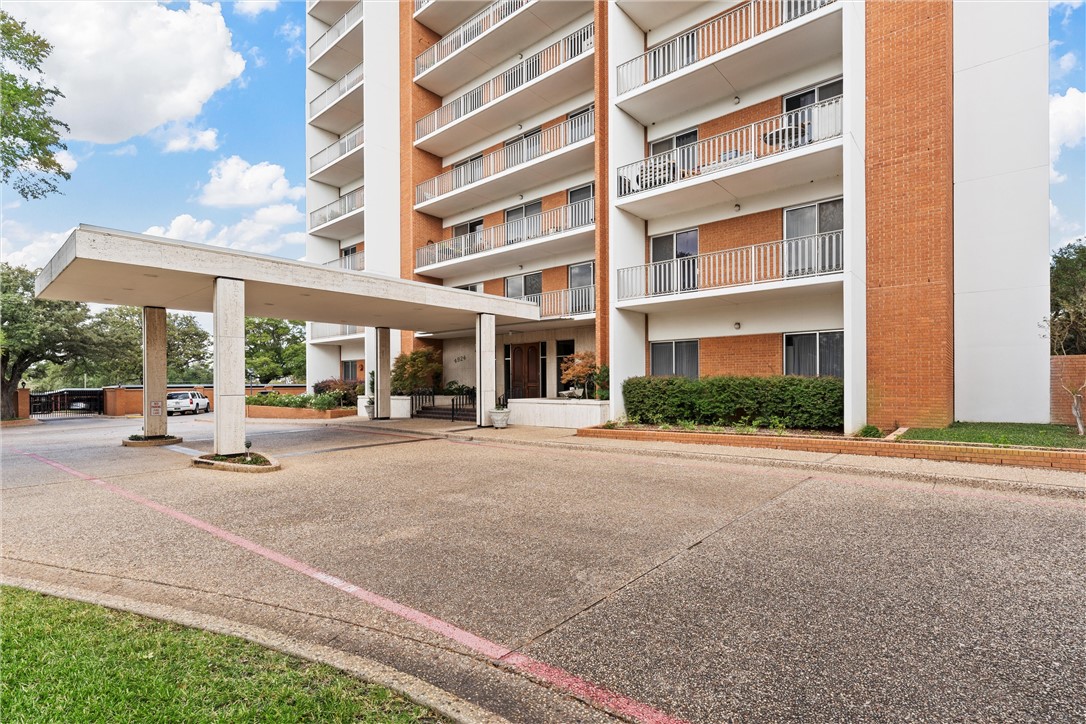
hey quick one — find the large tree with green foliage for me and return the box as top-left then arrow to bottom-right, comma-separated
245,317 -> 306,384
1,10 -> 70,200
1049,239 -> 1086,356
1,264 -> 91,418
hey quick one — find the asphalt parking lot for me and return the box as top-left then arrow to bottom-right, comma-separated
3,415 -> 1084,722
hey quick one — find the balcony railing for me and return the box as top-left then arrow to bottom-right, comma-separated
617,0 -> 836,94
513,284 -> 595,318
323,253 -> 365,271
617,96 -> 842,197
415,23 -> 594,140
309,62 -> 364,119
617,232 -> 843,300
310,187 -> 364,228
310,125 -> 365,174
417,198 -> 594,268
415,0 -> 529,77
416,110 -> 593,205
309,1 -> 363,65
312,322 -> 361,338
414,0 -> 434,13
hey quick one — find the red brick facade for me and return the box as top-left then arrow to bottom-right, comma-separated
700,334 -> 783,377
1051,355 -> 1086,425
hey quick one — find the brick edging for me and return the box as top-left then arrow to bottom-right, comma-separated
576,428 -> 1086,473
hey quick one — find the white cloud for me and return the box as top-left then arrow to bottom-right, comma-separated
144,214 -> 216,243
276,20 -> 304,60
1050,87 -> 1085,183
1054,51 -> 1078,79
234,1 -> 279,18
161,123 -> 220,153
0,220 -> 75,270
108,144 -> 138,157
144,205 -> 305,255
197,156 -> 304,208
252,203 -> 303,226
247,46 -> 267,69
54,149 -> 78,173
1050,200 -> 1085,249
4,2 -> 244,145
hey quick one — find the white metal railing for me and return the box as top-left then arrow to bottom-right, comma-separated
416,198 -> 594,268
617,232 -> 843,300
617,0 -> 836,94
415,23 -> 594,140
310,187 -> 364,228
414,0 -> 434,13
416,110 -> 593,204
311,322 -> 361,338
310,125 -> 364,174
415,0 -> 530,77
617,96 -> 841,197
514,285 -> 595,318
309,62 -> 364,119
323,253 -> 365,271
309,1 -> 363,65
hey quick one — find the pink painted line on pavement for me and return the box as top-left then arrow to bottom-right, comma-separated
13,448 -> 687,724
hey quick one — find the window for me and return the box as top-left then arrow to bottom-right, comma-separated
784,331 -> 843,377
556,339 -> 575,392
452,218 -> 484,258
456,282 -> 483,293
505,271 -> 542,299
650,340 -> 699,378
783,198 -> 843,276
505,199 -> 543,242
341,360 -> 358,381
783,77 -> 843,146
505,126 -> 541,165
648,129 -> 698,183
568,262 -> 594,314
453,154 -> 483,187
649,229 -> 699,294
567,183 -> 595,228
568,105 -> 594,143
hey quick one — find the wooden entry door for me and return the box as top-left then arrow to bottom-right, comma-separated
510,343 -> 540,398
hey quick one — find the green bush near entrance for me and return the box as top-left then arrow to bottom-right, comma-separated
244,392 -> 352,410
622,375 -> 844,430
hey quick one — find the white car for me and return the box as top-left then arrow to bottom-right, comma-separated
166,391 -> 211,415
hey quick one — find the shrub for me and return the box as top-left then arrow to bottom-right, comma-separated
391,348 -> 441,395
857,424 -> 882,438
622,375 -> 844,430
310,392 -> 341,411
313,377 -> 361,407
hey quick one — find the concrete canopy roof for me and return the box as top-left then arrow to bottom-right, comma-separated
35,225 -> 540,333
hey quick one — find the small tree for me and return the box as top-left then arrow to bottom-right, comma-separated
390,348 -> 441,394
560,351 -> 597,399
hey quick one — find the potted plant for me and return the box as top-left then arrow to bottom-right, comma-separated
490,403 -> 510,429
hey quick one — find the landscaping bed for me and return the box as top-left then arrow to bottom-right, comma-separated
901,422 -> 1086,449
245,405 -> 356,420
193,452 -> 281,473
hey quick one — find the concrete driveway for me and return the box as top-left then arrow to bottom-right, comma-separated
2,416 -> 1083,722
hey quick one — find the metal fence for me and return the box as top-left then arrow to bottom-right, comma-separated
30,389 -> 105,417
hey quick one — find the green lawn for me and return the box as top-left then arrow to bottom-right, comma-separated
0,586 -> 443,723
900,422 -> 1086,449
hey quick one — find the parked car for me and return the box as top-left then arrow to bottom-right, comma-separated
166,391 -> 211,415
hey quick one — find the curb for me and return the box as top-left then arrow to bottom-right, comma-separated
192,454 -> 282,473
122,436 -> 183,447
0,418 -> 42,428
371,425 -> 1085,500
0,575 -> 509,724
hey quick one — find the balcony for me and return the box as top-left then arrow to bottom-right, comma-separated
616,232 -> 842,311
414,23 -> 594,157
311,322 -> 362,340
310,187 -> 364,240
308,1 -> 363,80
415,110 -> 594,217
309,62 -> 364,134
323,253 -> 365,271
416,198 -> 594,278
615,0 -> 841,126
309,125 -> 364,187
308,0 -> 355,25
414,0 -> 591,96
513,284 -> 595,319
413,0 -> 491,36
616,97 -> 843,219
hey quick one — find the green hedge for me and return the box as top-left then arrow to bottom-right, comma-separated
244,392 -> 348,411
622,375 -> 844,430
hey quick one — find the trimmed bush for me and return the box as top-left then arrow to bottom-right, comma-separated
623,375 -> 844,430
313,378 -> 363,407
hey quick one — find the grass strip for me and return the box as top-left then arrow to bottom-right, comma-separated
900,422 -> 1086,449
0,586 -> 444,723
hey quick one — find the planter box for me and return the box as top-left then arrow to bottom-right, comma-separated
246,405 -> 357,420
507,399 -> 610,429
390,396 -> 412,419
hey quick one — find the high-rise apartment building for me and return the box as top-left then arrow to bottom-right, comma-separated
304,0 -> 1049,432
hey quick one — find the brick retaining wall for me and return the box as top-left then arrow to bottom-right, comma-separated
1051,355 -> 1086,425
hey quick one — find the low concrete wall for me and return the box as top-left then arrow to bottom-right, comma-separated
245,406 -> 356,420
1051,355 -> 1086,425
390,396 -> 412,419
102,384 -> 307,417
508,399 -> 610,429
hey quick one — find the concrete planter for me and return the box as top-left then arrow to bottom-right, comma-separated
246,405 -> 357,420
122,436 -> 183,447
193,454 -> 281,473
507,399 -> 610,429
490,408 -> 510,429
390,396 -> 412,419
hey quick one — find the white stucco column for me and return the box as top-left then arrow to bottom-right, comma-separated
375,327 -> 391,419
475,313 -> 496,426
142,306 -> 168,437
213,278 -> 246,454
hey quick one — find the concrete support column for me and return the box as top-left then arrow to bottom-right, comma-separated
213,278 -> 246,454
142,306 -> 168,437
475,313 -> 496,426
375,327 -> 391,419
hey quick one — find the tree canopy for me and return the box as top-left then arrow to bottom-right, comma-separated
1,10 -> 71,200
245,317 -> 306,384
1050,239 -> 1086,356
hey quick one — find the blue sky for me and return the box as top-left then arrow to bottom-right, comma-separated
1,0 -> 1084,271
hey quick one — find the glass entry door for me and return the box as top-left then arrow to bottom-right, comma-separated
650,229 -> 699,294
